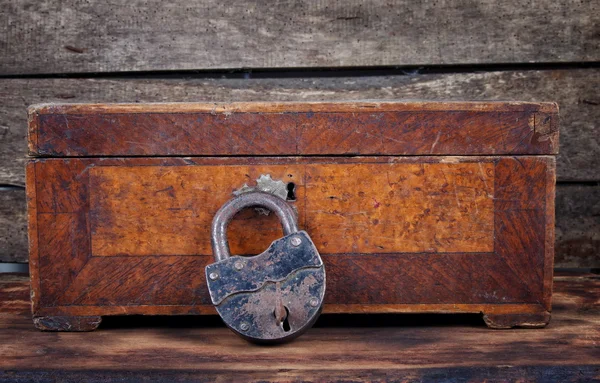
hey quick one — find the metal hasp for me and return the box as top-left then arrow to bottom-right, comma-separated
206,191 -> 326,344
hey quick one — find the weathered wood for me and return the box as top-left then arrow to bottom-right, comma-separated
0,70 -> 597,186
0,273 -> 29,314
555,184 -> 600,268
1,0 -> 598,75
27,152 -> 554,325
33,316 -> 102,332
1,272 -> 598,381
1,367 -> 598,383
0,188 -> 27,263
28,101 -> 559,156
482,311 -> 551,329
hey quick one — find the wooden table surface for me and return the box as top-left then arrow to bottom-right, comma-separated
0,272 -> 598,382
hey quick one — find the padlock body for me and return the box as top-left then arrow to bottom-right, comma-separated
205,231 -> 326,343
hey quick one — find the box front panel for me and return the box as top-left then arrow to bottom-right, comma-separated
29,156 -> 553,315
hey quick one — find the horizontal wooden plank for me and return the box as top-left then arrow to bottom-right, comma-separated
555,184 -> 600,268
0,272 -> 598,381
2,367 -> 598,383
28,101 -> 559,157
0,69 -> 598,186
2,183 -> 598,267
30,101 -> 560,114
0,188 -> 27,263
1,0 -> 598,75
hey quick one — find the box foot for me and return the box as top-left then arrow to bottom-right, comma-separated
482,311 -> 550,329
33,316 -> 102,331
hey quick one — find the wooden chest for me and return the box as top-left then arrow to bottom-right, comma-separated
26,101 -> 558,331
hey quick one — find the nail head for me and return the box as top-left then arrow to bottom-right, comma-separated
290,236 -> 302,247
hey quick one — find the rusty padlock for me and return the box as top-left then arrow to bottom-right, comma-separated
206,191 -> 326,343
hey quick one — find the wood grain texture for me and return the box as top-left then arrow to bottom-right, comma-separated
28,101 -> 559,157
555,184 -> 600,268
27,155 -> 553,325
89,162 -> 494,256
0,188 -> 27,263
0,69 -> 596,186
1,272 -> 598,381
33,316 -> 102,332
304,162 -> 494,254
482,311 -> 552,329
0,0 -> 598,75
0,274 -> 30,315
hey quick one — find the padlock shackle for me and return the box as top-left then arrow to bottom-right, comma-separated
211,191 -> 299,262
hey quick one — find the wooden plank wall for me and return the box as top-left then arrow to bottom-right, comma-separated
0,1 -> 598,267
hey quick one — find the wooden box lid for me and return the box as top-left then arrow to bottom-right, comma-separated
27,101 -> 559,157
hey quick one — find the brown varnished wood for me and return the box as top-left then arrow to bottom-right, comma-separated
28,102 -> 559,157
28,154 -> 555,328
89,162 -> 494,257
90,164 -> 305,257
27,102 -> 557,329
304,162 -> 494,254
1,273 -> 598,381
544,156 -> 557,308
493,157 -> 549,306
32,303 -> 549,318
28,100 -> 561,114
0,274 -> 30,315
25,162 -> 39,315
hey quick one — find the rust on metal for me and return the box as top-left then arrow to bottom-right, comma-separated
206,191 -> 325,343
211,191 -> 298,262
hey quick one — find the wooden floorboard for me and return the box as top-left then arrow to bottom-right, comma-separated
0,272 -> 598,381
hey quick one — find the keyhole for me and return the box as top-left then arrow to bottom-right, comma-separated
286,182 -> 296,201
281,306 -> 291,332
274,306 -> 292,332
